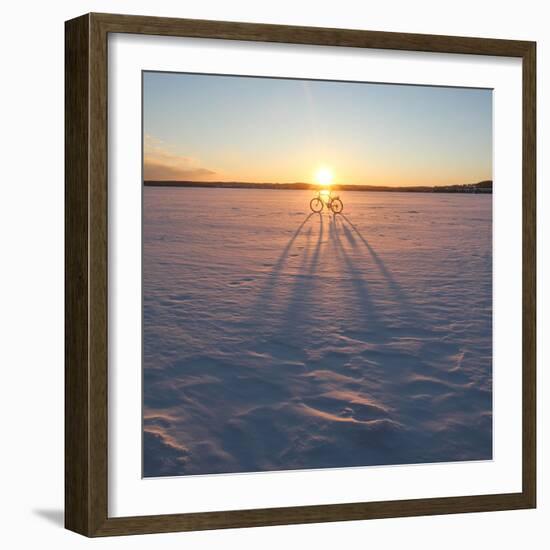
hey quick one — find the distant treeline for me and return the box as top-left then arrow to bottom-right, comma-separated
144,180 -> 493,194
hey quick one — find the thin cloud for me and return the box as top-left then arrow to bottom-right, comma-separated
144,135 -> 217,181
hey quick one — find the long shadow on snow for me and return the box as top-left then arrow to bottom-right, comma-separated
339,213 -> 423,322
273,212 -> 325,335
249,212 -> 318,323
330,214 -> 385,339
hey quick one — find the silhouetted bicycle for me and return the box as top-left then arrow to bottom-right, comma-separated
310,190 -> 343,214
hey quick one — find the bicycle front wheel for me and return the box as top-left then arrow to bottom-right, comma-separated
310,198 -> 323,213
330,198 -> 343,213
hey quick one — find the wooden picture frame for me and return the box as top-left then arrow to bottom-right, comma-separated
65,12 -> 536,537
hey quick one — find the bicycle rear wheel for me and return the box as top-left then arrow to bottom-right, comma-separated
310,198 -> 323,213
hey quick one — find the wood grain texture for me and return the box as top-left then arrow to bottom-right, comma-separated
92,12 -> 533,56
65,14 -> 91,535
521,42 -> 537,508
64,12 -> 537,537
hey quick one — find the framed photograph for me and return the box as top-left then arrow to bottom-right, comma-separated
65,13 -> 536,537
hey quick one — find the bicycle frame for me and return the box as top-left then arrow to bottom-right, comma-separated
310,190 -> 343,213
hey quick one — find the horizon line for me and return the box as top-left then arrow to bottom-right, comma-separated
143,179 -> 493,192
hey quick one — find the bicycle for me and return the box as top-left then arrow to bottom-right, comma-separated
310,190 -> 343,214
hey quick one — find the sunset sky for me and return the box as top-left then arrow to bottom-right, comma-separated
143,71 -> 492,187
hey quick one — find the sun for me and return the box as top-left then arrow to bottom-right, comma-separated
315,167 -> 334,187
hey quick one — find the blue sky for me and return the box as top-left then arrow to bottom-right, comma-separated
143,71 -> 492,186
